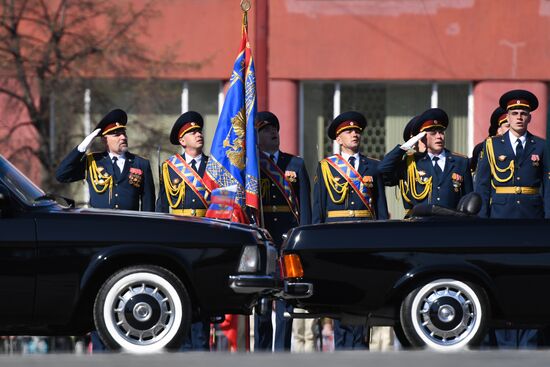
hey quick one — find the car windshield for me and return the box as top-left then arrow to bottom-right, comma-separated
0,155 -> 47,205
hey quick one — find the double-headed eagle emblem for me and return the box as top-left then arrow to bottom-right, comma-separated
223,108 -> 246,170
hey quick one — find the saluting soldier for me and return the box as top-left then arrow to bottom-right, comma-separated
56,108 -> 155,211
254,111 -> 312,351
312,111 -> 388,350
378,108 -> 473,212
470,107 -> 509,174
156,111 -> 211,351
475,90 -> 550,348
380,115 -> 424,217
56,108 -> 155,351
475,90 -> 550,219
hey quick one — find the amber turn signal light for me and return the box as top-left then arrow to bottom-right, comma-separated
283,254 -> 304,278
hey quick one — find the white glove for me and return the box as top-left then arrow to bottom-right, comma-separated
401,131 -> 426,151
77,128 -> 101,152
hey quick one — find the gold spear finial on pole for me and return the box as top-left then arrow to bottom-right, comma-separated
240,0 -> 251,12
241,0 -> 251,28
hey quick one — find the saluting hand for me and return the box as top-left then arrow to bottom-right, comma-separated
401,131 -> 426,151
77,128 -> 101,152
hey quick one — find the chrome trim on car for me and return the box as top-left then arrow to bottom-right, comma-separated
283,281 -> 313,299
228,275 -> 280,294
265,244 -> 277,275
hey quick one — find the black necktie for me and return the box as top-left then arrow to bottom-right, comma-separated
515,139 -> 524,162
348,156 -> 356,169
190,159 -> 198,172
112,156 -> 121,181
269,154 -> 276,163
432,156 -> 443,179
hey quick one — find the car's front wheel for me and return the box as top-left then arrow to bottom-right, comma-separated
94,265 -> 191,353
400,278 -> 488,351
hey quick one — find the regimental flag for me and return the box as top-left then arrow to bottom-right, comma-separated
204,185 -> 238,220
204,16 -> 259,224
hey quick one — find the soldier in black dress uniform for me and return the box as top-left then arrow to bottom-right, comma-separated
378,108 -> 473,212
56,108 -> 155,350
56,108 -> 155,211
470,107 -> 509,174
312,111 -> 388,350
254,111 -> 312,351
156,111 -> 211,350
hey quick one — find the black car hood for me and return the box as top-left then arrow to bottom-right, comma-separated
45,208 -> 271,240
75,207 -> 252,229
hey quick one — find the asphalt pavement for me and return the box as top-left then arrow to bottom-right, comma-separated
0,350 -> 549,367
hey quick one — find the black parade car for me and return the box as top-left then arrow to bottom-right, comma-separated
0,155 -> 278,353
280,194 -> 550,351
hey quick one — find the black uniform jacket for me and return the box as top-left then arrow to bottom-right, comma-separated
313,153 -> 388,224
475,131 -> 550,218
156,154 -> 209,214
378,146 -> 472,211
260,152 -> 311,247
56,147 -> 155,211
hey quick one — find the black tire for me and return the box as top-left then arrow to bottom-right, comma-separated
393,322 -> 413,349
400,278 -> 488,351
93,265 -> 191,353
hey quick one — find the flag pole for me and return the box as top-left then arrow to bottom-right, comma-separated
239,1 -> 255,353
240,0 -> 264,229
241,0 -> 250,27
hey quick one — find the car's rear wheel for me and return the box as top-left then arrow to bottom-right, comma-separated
400,278 -> 488,351
94,265 -> 191,353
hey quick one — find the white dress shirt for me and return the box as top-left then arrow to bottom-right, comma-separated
508,133 -> 527,155
108,152 -> 126,172
428,150 -> 446,172
341,152 -> 360,171
263,150 -> 280,164
184,153 -> 203,167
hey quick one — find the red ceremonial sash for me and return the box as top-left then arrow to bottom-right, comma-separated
324,154 -> 375,217
166,154 -> 210,208
260,155 -> 300,222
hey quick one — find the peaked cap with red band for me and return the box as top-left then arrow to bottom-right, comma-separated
255,111 -> 280,131
412,108 -> 449,135
499,89 -> 538,112
403,115 -> 420,141
170,111 -> 204,145
328,111 -> 367,140
95,109 -> 128,136
489,106 -> 508,136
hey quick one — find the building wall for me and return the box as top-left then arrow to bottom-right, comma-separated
268,0 -> 550,80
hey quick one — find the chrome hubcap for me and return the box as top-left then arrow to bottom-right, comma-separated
133,302 -> 153,322
415,282 -> 478,347
111,282 -> 175,346
438,305 -> 455,322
